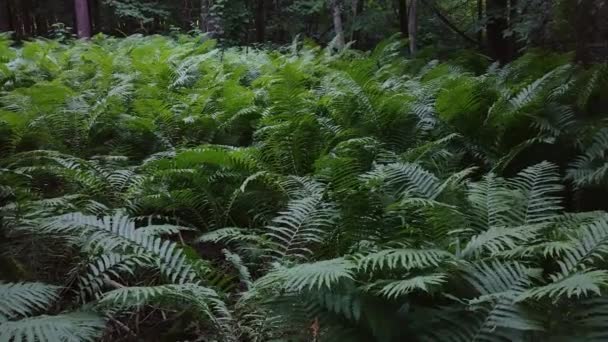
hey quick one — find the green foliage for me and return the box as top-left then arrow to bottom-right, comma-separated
2,35 -> 608,341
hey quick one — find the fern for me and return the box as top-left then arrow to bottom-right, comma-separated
0,312 -> 106,342
0,282 -> 59,321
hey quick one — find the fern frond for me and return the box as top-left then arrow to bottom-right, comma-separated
256,258 -> 356,292
0,282 -> 59,322
0,312 -> 105,342
372,274 -> 447,299
357,248 -> 453,272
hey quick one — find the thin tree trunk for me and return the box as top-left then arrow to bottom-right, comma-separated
200,0 -> 221,38
0,0 -> 11,32
408,0 -> 418,55
477,0 -> 483,48
21,0 -> 33,37
255,0 -> 265,42
330,0 -> 345,49
350,0 -> 364,43
74,0 -> 91,38
398,0 -> 408,37
486,0 -> 509,61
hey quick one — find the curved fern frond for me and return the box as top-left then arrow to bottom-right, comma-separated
0,282 -> 59,322
357,248 -> 453,272
43,212 -> 208,284
264,189 -> 337,262
0,312 -> 106,342
256,258 -> 356,292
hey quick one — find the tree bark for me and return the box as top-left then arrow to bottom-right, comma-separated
486,0 -> 510,62
200,0 -> 222,38
398,0 -> 409,37
20,0 -> 33,37
424,0 -> 479,45
350,0 -> 364,43
408,0 -> 418,55
254,0 -> 265,42
330,0 -> 345,49
477,0 -> 483,48
74,0 -> 91,38
574,0 -> 594,64
0,0 -> 11,32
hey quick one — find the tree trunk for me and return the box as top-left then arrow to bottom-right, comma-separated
477,0 -> 483,48
398,0 -> 408,38
91,0 -> 102,33
21,0 -> 33,37
486,0 -> 510,62
574,0 -> 594,64
255,0 -> 265,42
0,0 -> 11,32
330,0 -> 345,49
350,0 -> 364,44
74,0 -> 91,38
200,0 -> 222,38
408,0 -> 418,55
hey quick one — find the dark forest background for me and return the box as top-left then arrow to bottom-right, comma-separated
1,0 -> 607,63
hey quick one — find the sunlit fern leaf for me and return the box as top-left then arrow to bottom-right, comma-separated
264,190 -> 337,262
0,282 -> 59,322
43,212 -> 207,284
557,215 -> 608,275
357,248 -> 453,272
197,227 -> 263,245
464,261 -> 538,298
223,249 -> 253,289
519,270 -> 608,301
76,253 -> 150,300
256,258 -> 356,292
508,161 -> 563,225
370,274 -> 447,299
461,225 -> 542,258
98,284 -> 230,324
466,173 -> 513,231
567,128 -> 608,188
361,162 -> 442,199
0,312 -> 105,342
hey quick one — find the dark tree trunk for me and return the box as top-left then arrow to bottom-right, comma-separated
398,0 -> 408,37
486,0 -> 510,62
21,0 -> 33,37
91,0 -> 101,33
254,0 -> 265,42
200,0 -> 222,38
477,0 -> 483,48
330,0 -> 345,49
574,0 -> 594,64
351,0 -> 364,44
74,0 -> 91,38
408,0 -> 418,55
0,0 -> 11,32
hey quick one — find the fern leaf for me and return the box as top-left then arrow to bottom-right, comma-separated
0,282 -> 59,322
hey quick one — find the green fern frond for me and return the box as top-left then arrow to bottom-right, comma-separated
256,258 -> 356,292
509,161 -> 563,225
0,282 -> 59,322
264,191 -> 337,261
519,270 -> 608,301
43,212 -> 208,284
357,248 -> 453,272
98,284 -> 229,323
371,274 -> 447,299
0,312 -> 106,342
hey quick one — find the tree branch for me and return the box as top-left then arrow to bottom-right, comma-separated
421,0 -> 480,46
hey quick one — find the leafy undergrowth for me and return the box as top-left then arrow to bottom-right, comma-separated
1,33 -> 608,341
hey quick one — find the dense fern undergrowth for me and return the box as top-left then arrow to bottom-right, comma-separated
2,32 -> 608,341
